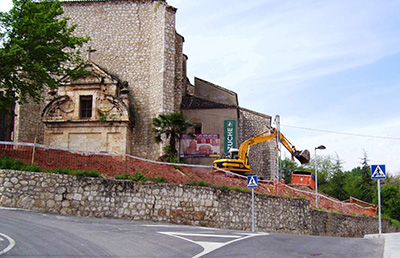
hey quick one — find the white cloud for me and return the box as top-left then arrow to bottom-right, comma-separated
180,0 -> 400,89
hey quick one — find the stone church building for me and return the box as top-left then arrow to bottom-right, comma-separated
1,0 -> 278,179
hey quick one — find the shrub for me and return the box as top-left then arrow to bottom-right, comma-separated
22,164 -> 41,172
115,173 -> 130,180
189,180 -> 212,187
231,186 -> 248,193
0,156 -> 26,170
132,172 -> 148,182
11,159 -> 27,170
167,156 -> 179,164
153,177 -> 167,183
52,167 -> 72,175
215,185 -> 230,191
73,169 -> 100,178
391,219 -> 400,228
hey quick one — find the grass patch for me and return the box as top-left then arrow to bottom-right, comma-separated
72,169 -> 101,178
215,185 -> 230,191
154,176 -> 167,183
52,167 -> 72,175
22,164 -> 42,172
1,156 -> 26,170
115,173 -> 131,180
188,180 -> 212,187
231,186 -> 249,193
131,172 -> 149,182
391,219 -> 400,228
114,172 -> 167,183
0,156 -> 42,172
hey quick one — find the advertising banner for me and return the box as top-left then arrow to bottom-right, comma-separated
224,120 -> 236,154
180,134 -> 220,158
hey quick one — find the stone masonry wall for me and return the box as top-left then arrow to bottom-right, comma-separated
14,100 -> 45,144
238,107 -> 276,180
1,170 -> 397,236
62,0 -> 181,160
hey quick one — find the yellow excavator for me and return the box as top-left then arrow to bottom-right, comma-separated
213,128 -> 310,175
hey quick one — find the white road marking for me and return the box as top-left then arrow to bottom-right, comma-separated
0,233 -> 16,255
164,232 -> 241,238
159,231 -> 269,258
142,224 -> 219,230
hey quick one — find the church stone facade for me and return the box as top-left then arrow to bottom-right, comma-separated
62,0 -> 185,159
5,0 -> 278,179
42,62 -> 132,154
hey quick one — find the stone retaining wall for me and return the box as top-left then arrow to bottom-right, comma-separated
0,170 -> 397,237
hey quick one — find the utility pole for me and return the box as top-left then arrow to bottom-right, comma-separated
275,115 -> 281,180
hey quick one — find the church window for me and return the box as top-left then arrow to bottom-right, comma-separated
194,123 -> 202,134
80,96 -> 93,119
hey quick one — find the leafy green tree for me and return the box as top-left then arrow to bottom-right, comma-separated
322,154 -> 348,200
343,166 -> 376,203
280,157 -> 299,184
325,169 -> 348,200
152,112 -> 194,159
0,0 -> 89,112
375,184 -> 400,221
301,155 -> 336,193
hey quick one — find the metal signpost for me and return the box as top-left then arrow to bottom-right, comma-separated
247,175 -> 258,232
371,164 -> 386,236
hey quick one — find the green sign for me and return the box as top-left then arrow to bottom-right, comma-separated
224,120 -> 236,154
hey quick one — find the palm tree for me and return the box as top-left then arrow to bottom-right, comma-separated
152,112 -> 194,159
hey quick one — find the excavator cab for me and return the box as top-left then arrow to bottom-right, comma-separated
226,148 -> 239,159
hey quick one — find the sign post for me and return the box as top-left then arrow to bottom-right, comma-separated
247,175 -> 258,232
371,164 -> 386,237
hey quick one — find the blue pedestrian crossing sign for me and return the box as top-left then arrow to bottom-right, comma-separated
247,175 -> 258,188
371,165 -> 386,179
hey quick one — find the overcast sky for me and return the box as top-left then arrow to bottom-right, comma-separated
166,0 -> 400,175
1,0 -> 400,175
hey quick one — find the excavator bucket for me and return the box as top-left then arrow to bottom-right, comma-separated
294,150 -> 310,164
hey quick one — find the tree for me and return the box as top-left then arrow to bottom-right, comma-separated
301,155 -> 336,193
152,112 -> 194,160
375,184 -> 400,221
280,157 -> 299,184
323,154 -> 347,200
0,0 -> 89,112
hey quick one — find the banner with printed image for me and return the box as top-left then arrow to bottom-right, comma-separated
180,134 -> 220,158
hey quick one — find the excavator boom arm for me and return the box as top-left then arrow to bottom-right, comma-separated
238,128 -> 310,164
238,129 -> 276,160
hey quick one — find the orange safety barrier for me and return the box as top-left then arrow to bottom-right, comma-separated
0,141 -> 377,217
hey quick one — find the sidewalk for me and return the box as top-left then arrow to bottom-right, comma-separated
365,233 -> 400,258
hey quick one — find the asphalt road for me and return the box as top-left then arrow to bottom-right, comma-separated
0,208 -> 384,258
